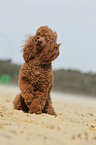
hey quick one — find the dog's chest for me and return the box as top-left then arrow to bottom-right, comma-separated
29,65 -> 51,81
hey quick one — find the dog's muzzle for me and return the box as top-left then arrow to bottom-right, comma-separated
37,40 -> 42,46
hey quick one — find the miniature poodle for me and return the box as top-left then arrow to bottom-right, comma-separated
13,26 -> 60,115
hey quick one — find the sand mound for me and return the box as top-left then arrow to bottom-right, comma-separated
0,85 -> 96,145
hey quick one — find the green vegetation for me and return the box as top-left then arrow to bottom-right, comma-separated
0,59 -> 96,96
53,69 -> 96,97
0,75 -> 10,85
0,59 -> 21,84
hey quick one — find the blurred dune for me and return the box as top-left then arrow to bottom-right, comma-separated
0,85 -> 96,145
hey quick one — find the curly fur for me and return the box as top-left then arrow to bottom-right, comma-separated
13,26 -> 60,115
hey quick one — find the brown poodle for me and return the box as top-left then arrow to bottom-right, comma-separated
13,26 -> 60,115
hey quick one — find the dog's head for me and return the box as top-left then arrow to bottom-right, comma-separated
23,26 -> 60,63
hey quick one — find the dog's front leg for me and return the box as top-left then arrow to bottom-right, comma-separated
42,94 -> 57,116
28,91 -> 48,114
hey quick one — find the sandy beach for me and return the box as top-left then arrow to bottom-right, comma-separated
0,85 -> 96,145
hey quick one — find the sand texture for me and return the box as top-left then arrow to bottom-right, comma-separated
0,85 -> 96,145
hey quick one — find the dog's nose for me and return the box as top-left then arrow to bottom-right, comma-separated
37,40 -> 42,45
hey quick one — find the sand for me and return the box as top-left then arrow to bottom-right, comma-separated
0,85 -> 96,145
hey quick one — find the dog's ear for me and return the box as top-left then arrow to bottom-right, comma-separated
54,31 -> 57,41
40,43 -> 59,65
22,35 -> 37,62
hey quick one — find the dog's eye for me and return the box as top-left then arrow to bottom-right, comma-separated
37,37 -> 40,39
45,38 -> 48,41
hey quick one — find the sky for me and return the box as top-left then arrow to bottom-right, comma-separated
0,0 -> 96,72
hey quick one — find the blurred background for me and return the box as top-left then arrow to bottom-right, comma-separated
0,0 -> 96,96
